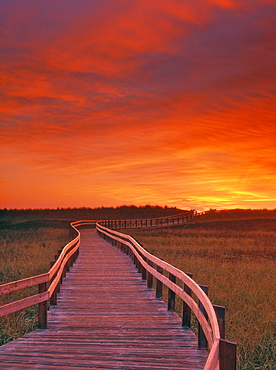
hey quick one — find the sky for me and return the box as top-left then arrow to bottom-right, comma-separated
1,0 -> 276,211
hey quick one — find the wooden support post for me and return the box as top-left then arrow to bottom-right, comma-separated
57,278 -> 61,293
168,273 -> 176,311
66,257 -> 70,272
147,260 -> 153,288
156,266 -> 163,299
137,255 -> 142,274
219,339 -> 237,370
69,254 -> 73,267
198,285 -> 208,349
73,249 -> 76,263
214,305 -> 226,339
141,257 -> 147,280
38,283 -> 47,329
50,285 -> 58,305
62,260 -> 66,279
182,273 -> 192,327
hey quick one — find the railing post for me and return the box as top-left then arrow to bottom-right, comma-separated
219,339 -> 237,370
182,273 -> 192,327
168,273 -> 176,311
198,284 -> 208,349
214,305 -> 226,339
66,252 -> 70,271
62,259 -> 67,279
38,283 -> 47,329
136,253 -> 142,273
141,257 -> 147,280
147,260 -> 153,288
156,266 -> 163,298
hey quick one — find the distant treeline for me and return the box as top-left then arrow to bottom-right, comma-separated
0,205 -> 185,227
1,207 -> 275,230
200,208 -> 276,221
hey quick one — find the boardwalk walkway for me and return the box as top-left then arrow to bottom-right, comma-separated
0,229 -> 207,369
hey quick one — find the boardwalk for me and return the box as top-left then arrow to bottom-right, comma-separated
0,229 -> 207,369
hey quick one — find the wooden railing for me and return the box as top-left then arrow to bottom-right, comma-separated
99,210 -> 196,229
95,221 -> 237,370
0,222 -> 80,328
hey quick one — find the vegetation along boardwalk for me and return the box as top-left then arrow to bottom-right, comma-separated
0,229 -> 208,369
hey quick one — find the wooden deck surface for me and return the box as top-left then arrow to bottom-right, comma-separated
0,229 -> 207,369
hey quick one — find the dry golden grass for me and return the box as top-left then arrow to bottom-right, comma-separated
0,224 -> 70,344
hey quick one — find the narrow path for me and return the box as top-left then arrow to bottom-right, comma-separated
0,229 -> 207,369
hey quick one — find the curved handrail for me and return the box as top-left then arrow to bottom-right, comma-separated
99,210 -> 196,229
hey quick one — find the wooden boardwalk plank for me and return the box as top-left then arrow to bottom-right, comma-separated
0,229 -> 207,369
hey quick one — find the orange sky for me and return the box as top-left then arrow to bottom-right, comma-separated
1,0 -> 276,211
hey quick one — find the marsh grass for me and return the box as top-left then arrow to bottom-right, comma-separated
0,223 -> 70,345
129,216 -> 276,370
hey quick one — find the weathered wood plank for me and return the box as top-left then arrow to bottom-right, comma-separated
0,229 -> 207,369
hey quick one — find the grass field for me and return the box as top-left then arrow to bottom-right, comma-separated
0,221 -> 70,345
129,210 -> 276,370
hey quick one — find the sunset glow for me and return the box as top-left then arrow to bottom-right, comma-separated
1,0 -> 276,210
